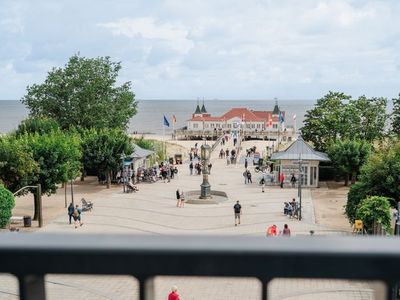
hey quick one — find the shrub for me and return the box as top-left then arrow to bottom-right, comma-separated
345,182 -> 369,224
0,185 -> 15,228
356,196 -> 391,233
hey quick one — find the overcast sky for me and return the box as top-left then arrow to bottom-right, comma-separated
1,0 -> 400,100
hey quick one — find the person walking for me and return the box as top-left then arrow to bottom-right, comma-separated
189,162 -> 193,175
244,158 -> 248,169
180,191 -> 185,208
208,163 -> 212,174
290,174 -> 296,188
247,170 -> 252,183
282,224 -> 291,236
67,202 -> 74,224
234,201 -> 242,226
260,177 -> 265,193
73,205 -> 83,228
266,224 -> 277,237
243,170 -> 248,184
168,286 -> 180,300
280,172 -> 285,188
176,189 -> 181,207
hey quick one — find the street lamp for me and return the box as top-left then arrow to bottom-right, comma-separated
121,152 -> 126,193
297,155 -> 303,221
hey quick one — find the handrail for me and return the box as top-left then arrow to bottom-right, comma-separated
0,234 -> 399,299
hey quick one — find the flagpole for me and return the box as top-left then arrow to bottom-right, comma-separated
163,124 -> 165,160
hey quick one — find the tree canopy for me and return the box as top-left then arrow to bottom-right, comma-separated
22,55 -> 137,130
391,93 -> 400,135
356,196 -> 391,233
15,117 -> 60,137
301,91 -> 388,151
0,184 -> 15,228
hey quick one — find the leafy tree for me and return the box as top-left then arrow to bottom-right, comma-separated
346,96 -> 387,142
328,139 -> 371,186
15,117 -> 60,137
345,182 -> 369,224
391,93 -> 400,135
0,135 -> 39,192
356,196 -> 391,233
81,128 -> 133,188
358,140 -> 400,203
0,184 -> 16,228
26,130 -> 81,219
301,91 -> 350,151
22,55 -> 137,130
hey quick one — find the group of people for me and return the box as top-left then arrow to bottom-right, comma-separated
245,146 -> 257,157
67,203 -> 83,228
284,198 -> 299,218
266,224 -> 291,236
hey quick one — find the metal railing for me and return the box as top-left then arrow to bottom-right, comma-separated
1,234 -> 400,299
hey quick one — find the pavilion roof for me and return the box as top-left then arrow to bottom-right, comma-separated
271,137 -> 330,161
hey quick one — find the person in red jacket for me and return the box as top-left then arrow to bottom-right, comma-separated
168,286 -> 180,300
279,173 -> 285,188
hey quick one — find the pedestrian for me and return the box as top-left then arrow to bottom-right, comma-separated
243,170 -> 248,184
244,158 -> 248,169
208,162 -> 212,174
282,224 -> 291,236
280,172 -> 285,188
234,201 -> 242,226
67,202 -> 74,224
290,174 -> 296,188
73,205 -> 83,228
176,189 -> 181,207
226,155 -> 230,165
168,286 -> 180,300
247,170 -> 252,183
189,162 -> 193,175
260,177 -> 265,192
180,191 -> 185,208
225,148 -> 229,158
266,224 -> 277,237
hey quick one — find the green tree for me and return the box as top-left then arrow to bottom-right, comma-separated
358,140 -> 400,203
346,96 -> 387,142
81,128 -> 133,188
15,117 -> 60,137
301,91 -> 351,151
345,182 -> 369,224
0,135 -> 39,192
328,139 -> 371,186
391,93 -> 400,135
0,184 -> 15,228
356,196 -> 391,233
26,130 -> 81,219
22,55 -> 137,130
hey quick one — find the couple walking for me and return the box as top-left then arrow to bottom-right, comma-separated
176,189 -> 185,207
67,203 -> 83,228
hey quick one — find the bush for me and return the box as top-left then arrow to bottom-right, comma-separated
0,185 -> 15,228
356,196 -> 391,233
345,182 -> 369,224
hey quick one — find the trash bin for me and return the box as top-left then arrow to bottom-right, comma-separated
23,216 -> 31,227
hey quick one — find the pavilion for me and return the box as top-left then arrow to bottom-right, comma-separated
270,137 -> 330,187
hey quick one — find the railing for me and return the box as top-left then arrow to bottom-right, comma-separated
1,234 -> 400,300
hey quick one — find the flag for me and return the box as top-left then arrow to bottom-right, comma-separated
163,115 -> 170,127
293,114 -> 297,120
279,111 -> 285,124
172,115 -> 177,124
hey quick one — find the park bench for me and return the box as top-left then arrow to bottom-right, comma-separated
10,216 -> 24,224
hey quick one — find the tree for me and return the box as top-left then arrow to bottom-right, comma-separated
358,140 -> 400,203
345,182 -> 369,224
301,91 -> 350,151
391,93 -> 400,135
0,184 -> 15,228
22,55 -> 137,130
0,135 -> 39,192
15,117 -> 60,137
346,96 -> 387,142
81,128 -> 133,188
26,130 -> 81,219
356,196 -> 391,233
328,139 -> 371,186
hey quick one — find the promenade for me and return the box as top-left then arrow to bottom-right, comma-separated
0,138 -> 375,299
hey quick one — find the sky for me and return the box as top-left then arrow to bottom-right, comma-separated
0,0 -> 400,100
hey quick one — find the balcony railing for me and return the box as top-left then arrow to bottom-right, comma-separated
1,234 -> 400,299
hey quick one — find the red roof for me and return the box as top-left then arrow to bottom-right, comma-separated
188,108 -> 284,122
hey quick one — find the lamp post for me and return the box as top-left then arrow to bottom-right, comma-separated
200,143 -> 212,199
297,155 -> 303,221
121,152 -> 126,193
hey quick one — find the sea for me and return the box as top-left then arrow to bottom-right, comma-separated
0,99 -> 316,135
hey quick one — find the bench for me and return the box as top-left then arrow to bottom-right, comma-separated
10,216 -> 24,224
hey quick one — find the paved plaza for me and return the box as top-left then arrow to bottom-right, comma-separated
0,139 -> 378,299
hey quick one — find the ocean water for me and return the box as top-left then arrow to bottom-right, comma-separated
0,99 -> 315,134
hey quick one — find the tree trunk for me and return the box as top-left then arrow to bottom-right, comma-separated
344,173 -> 349,186
80,169 -> 86,181
106,171 -> 111,189
351,173 -> 356,184
33,193 -> 39,221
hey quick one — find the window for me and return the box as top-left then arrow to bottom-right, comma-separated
273,124 -> 278,129
257,124 -> 260,128
251,124 -> 255,129
193,123 -> 198,129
